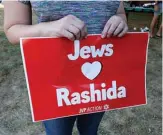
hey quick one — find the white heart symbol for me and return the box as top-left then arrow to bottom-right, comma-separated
81,61 -> 102,80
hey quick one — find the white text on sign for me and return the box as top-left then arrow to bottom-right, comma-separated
67,40 -> 113,60
56,81 -> 126,107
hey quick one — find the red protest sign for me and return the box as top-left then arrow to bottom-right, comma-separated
20,33 -> 149,122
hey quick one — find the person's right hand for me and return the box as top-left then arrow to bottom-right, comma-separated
52,15 -> 87,41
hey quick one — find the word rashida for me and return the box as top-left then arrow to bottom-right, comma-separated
56,81 -> 126,107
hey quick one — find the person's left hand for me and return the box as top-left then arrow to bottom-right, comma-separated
101,15 -> 128,38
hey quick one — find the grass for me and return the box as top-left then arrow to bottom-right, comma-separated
0,7 -> 4,31
0,8 -> 162,135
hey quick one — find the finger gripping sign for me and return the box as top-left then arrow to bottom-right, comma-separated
20,33 -> 149,122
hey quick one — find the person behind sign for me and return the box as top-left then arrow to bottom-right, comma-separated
3,1 -> 128,135
150,0 -> 162,38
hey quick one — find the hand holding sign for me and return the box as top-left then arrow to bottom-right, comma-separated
102,15 -> 128,38
56,15 -> 87,40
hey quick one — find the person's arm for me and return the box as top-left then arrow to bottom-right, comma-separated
102,1 -> 128,38
154,0 -> 159,11
4,1 -> 46,44
4,1 -> 87,45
